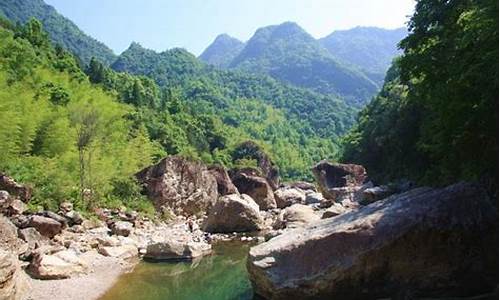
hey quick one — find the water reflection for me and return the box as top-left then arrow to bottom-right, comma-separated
100,241 -> 254,300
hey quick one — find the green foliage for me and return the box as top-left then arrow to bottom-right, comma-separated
0,0 -> 116,65
343,0 -> 498,186
0,22 -> 158,211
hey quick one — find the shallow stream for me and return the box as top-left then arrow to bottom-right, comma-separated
99,241 -> 254,300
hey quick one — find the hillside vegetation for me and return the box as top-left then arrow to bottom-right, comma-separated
342,0 -> 498,187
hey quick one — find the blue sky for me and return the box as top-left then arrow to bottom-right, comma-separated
44,0 -> 416,56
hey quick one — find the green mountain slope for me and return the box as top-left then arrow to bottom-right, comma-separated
229,22 -> 378,106
111,41 -> 357,139
0,0 -> 116,65
320,26 -> 406,84
199,34 -> 245,68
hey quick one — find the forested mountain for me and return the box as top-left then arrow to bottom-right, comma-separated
320,27 -> 406,84
342,0 -> 498,187
199,34 -> 245,68
228,22 -> 378,106
110,41 -> 356,140
0,0 -> 116,65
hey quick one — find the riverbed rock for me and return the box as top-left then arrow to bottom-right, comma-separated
136,156 -> 218,216
144,239 -> 212,260
110,221 -> 133,237
0,173 -> 31,202
38,211 -> 68,227
273,204 -> 320,229
289,181 -> 316,192
5,199 -> 27,216
18,227 -> 47,254
98,244 -> 138,259
231,172 -> 276,210
0,249 -> 27,300
62,210 -> 83,226
304,192 -> 324,205
203,194 -> 263,233
274,187 -> 306,209
28,249 -> 88,279
28,215 -> 62,238
0,216 -> 26,254
208,165 -> 238,196
312,161 -> 367,200
247,182 -> 498,299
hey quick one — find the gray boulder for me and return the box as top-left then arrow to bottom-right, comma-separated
110,221 -> 134,237
28,249 -> 88,279
273,204 -> 320,229
0,216 -> 26,254
247,183 -> 498,299
311,161 -> 367,200
203,194 -> 263,233
28,215 -> 62,238
274,187 -> 306,209
231,171 -> 276,210
145,239 -> 212,260
207,165 -> 238,196
0,249 -> 27,300
136,156 -> 218,216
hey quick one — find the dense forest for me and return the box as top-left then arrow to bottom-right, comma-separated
342,0 -> 498,188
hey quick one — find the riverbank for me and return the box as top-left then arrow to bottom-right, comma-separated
24,252 -> 136,300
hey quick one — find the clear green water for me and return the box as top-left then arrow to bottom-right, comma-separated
99,241 -> 254,300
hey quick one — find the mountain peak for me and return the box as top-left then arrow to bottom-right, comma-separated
199,33 -> 245,68
214,33 -> 242,44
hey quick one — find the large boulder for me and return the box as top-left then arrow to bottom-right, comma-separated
28,249 -> 88,279
207,165 -> 238,196
203,194 -> 263,233
311,161 -> 367,200
98,244 -> 138,260
144,239 -> 212,261
0,249 -> 27,300
28,215 -> 62,238
273,204 -> 320,229
232,141 -> 280,190
274,187 -> 306,209
0,173 -> 31,202
231,171 -> 276,210
136,156 -> 218,216
247,183 -> 498,299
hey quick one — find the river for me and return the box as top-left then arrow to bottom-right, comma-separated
99,241 -> 254,300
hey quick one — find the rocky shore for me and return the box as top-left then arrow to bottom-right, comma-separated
0,151 -> 497,300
